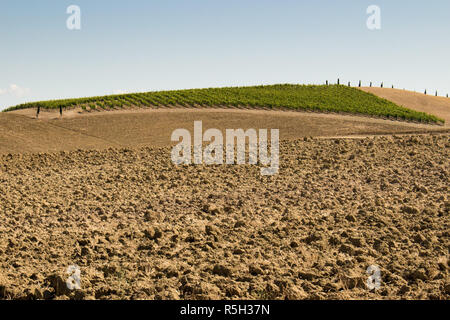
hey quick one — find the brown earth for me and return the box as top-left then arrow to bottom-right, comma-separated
1,106 -> 448,154
0,92 -> 449,300
360,87 -> 450,126
0,134 -> 448,300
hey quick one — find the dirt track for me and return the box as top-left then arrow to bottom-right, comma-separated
0,134 -> 448,300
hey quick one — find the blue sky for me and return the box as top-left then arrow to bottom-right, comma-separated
1,0 -> 449,110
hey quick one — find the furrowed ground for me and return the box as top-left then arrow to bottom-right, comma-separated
0,134 -> 448,300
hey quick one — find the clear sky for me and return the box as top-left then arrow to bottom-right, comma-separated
1,0 -> 449,110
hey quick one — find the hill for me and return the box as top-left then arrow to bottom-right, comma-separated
3,84 -> 444,124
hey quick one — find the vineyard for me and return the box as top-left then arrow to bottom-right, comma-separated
3,84 -> 444,123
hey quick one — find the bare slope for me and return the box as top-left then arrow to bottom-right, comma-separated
360,87 -> 450,126
0,113 -> 117,153
1,108 -> 447,154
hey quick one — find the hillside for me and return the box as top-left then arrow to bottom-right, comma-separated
3,85 -> 444,124
360,87 -> 450,125
1,108 -> 448,155
0,85 -> 448,300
